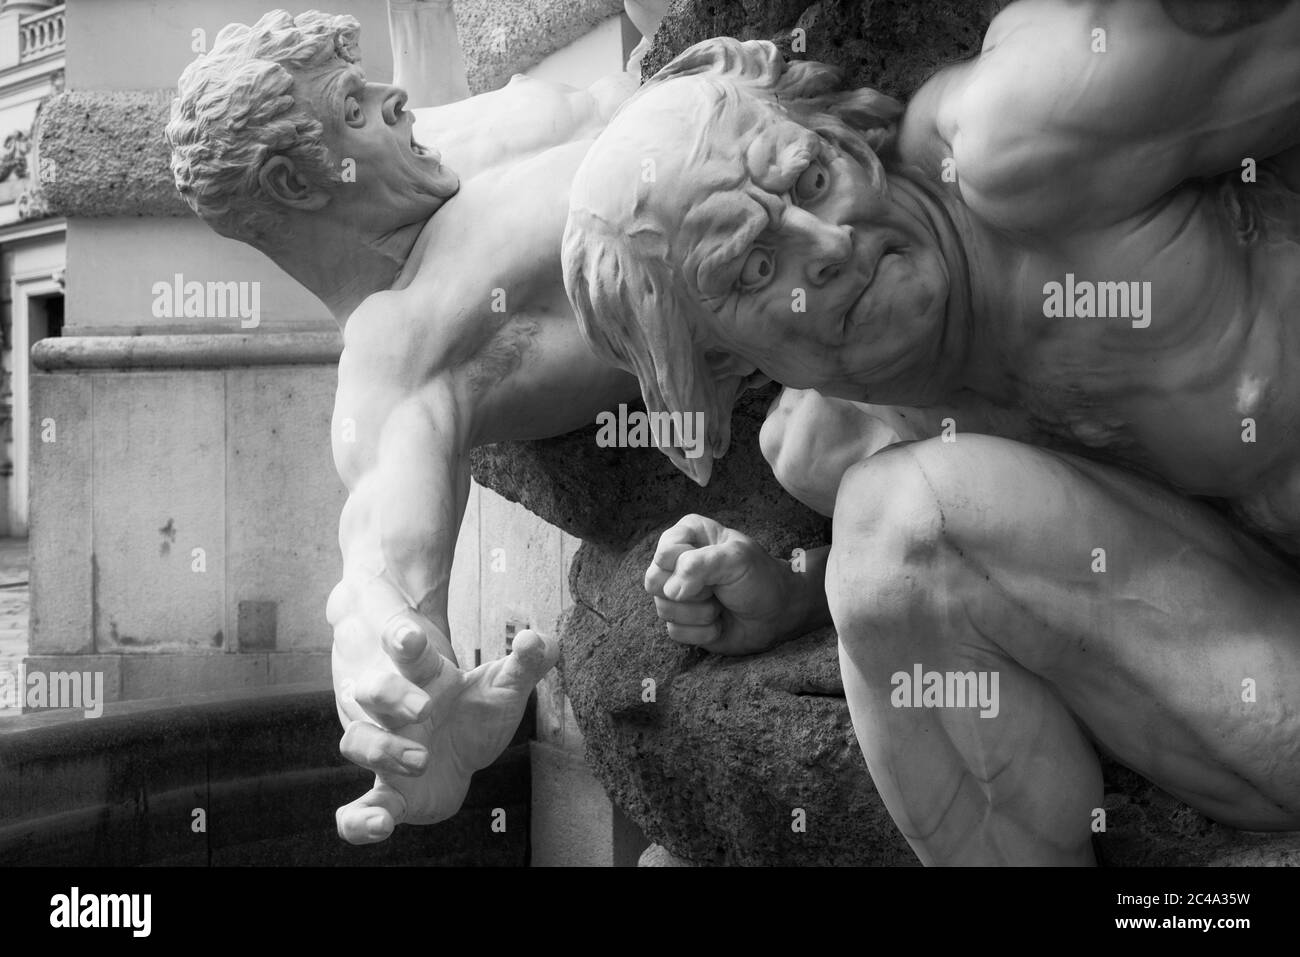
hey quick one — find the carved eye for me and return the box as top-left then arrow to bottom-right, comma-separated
793,161 -> 829,204
739,248 -> 775,290
344,96 -> 363,125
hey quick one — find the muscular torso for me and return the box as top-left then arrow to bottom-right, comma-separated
334,76 -> 637,482
898,0 -> 1300,549
977,176 -> 1300,517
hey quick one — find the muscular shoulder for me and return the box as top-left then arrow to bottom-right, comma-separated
496,72 -> 636,129
896,4 -> 1091,230
414,74 -> 627,179
334,292 -> 448,458
333,313 -> 469,488
932,0 -> 1300,231
922,2 -> 1118,229
342,290 -> 438,376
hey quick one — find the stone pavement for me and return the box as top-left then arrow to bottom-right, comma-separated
0,538 -> 29,715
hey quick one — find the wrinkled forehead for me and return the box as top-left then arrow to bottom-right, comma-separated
637,77 -> 819,184
677,116 -> 818,246
584,78 -> 817,213
625,80 -> 821,264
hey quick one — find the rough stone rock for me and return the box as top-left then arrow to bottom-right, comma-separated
469,385 -> 824,549
1096,760 -> 1300,867
33,90 -> 188,219
563,549 -> 914,866
642,0 -> 1008,97
458,0 -> 626,95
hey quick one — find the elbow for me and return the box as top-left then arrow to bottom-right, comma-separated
379,524 -> 434,580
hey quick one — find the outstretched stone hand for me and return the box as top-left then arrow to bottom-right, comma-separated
332,600 -> 558,844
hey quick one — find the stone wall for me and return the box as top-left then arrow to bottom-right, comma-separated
29,334 -> 344,699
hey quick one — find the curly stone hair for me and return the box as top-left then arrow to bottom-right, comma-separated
166,9 -> 360,243
563,37 -> 902,486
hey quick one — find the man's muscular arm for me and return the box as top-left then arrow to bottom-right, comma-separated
921,0 -> 1300,229
331,370 -> 468,669
329,316 -> 554,843
412,73 -> 637,182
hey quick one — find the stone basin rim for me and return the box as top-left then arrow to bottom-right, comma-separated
32,332 -> 344,371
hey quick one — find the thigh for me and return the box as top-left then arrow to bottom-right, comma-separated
835,434 -> 1300,827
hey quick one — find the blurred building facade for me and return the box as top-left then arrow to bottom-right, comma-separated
0,0 -> 64,537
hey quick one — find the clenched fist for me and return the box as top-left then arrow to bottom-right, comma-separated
645,513 -> 826,655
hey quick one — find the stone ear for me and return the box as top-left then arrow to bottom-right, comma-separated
258,155 -> 329,211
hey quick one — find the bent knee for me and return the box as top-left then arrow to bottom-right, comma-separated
827,444 -> 948,636
833,433 -> 1061,542
827,435 -> 1038,638
831,440 -> 949,550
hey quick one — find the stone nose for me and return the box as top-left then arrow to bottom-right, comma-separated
381,86 -> 408,125
785,207 -> 853,285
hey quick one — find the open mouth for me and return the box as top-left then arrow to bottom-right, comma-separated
406,118 -> 440,162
